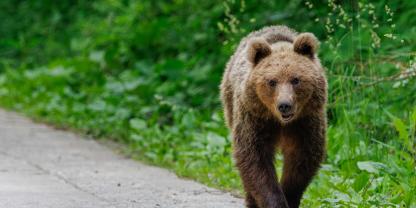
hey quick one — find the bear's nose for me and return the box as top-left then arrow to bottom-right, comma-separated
278,102 -> 292,114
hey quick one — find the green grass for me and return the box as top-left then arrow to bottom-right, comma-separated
0,0 -> 415,207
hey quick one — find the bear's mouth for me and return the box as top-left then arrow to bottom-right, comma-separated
281,113 -> 294,121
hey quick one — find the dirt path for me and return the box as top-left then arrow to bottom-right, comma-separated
0,109 -> 243,208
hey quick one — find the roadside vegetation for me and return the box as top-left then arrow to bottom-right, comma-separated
0,1 -> 415,207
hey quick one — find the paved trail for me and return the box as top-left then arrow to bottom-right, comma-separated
0,109 -> 243,208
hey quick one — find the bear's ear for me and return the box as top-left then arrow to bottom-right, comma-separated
247,38 -> 272,66
293,33 -> 319,58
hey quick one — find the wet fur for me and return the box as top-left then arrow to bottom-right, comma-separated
220,26 -> 327,208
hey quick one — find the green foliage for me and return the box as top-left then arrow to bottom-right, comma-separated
0,0 -> 415,207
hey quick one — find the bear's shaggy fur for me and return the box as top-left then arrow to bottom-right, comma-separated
220,26 -> 327,208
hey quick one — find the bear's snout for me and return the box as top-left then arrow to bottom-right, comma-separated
278,102 -> 292,114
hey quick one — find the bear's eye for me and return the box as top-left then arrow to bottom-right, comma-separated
291,78 -> 300,85
268,80 -> 277,87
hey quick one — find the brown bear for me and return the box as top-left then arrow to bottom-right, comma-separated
220,25 -> 327,208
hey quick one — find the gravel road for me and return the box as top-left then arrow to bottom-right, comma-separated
0,109 -> 243,208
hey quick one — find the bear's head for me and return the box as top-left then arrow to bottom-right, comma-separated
247,33 -> 325,124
